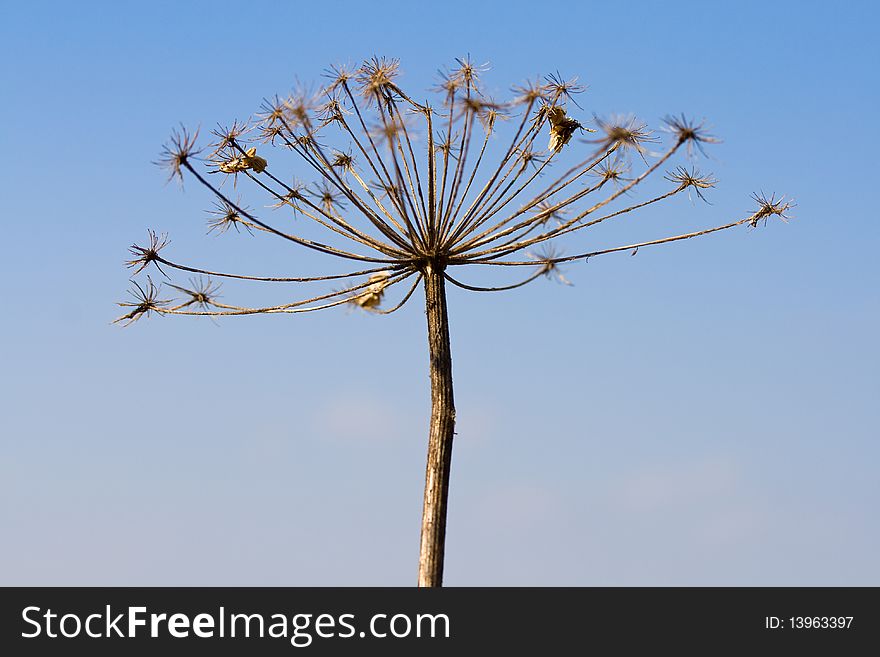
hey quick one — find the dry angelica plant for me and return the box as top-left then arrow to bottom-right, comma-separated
117,56 -> 791,586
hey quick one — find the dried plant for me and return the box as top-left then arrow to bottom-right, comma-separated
117,56 -> 790,586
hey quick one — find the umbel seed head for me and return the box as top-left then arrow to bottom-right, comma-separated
118,56 -> 787,324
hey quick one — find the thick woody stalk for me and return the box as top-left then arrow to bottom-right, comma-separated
418,263 -> 456,587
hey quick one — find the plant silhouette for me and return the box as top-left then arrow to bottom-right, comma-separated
117,56 -> 791,586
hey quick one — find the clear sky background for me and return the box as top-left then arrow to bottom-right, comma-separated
1,0 -> 877,585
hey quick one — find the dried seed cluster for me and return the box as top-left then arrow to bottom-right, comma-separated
118,57 -> 789,324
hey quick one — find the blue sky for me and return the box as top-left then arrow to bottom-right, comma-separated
1,0 -> 878,585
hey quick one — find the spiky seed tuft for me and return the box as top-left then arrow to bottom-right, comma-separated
311,181 -> 347,213
589,115 -> 658,156
544,72 -> 586,109
113,276 -> 170,326
590,159 -> 632,188
662,114 -> 720,157
665,166 -> 718,202
126,230 -> 170,275
156,125 -> 202,184
750,192 -> 794,227
512,79 -> 549,106
210,120 -> 251,155
207,199 -> 254,235
168,277 -> 221,310
330,150 -> 355,171
357,56 -> 401,107
451,55 -> 489,88
528,246 -> 573,285
322,63 -> 355,94
532,200 -> 568,225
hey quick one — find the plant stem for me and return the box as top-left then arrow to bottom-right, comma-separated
418,262 -> 456,587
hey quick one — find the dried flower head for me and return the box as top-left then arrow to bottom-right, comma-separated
433,69 -> 462,101
591,158 -> 632,188
371,116 -> 408,145
476,103 -> 507,133
512,79 -> 549,106
750,192 -> 794,227
517,147 -> 546,170
664,166 -> 718,202
544,72 -> 586,109
156,125 -> 201,184
210,120 -> 251,155
291,129 -> 324,151
330,150 -> 355,171
113,277 -> 170,326
457,95 -> 498,119
257,96 -> 289,128
532,199 -> 568,225
662,114 -> 720,157
168,277 -> 221,310
370,180 -> 402,201
451,55 -> 489,88
126,230 -> 169,275
258,123 -> 286,146
357,56 -> 400,107
528,246 -> 572,285
207,199 -> 254,235
317,96 -> 349,126
268,191 -> 305,216
322,63 -> 355,94
434,134 -> 460,161
590,114 -> 658,156
311,181 -> 347,213
283,85 -> 319,128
